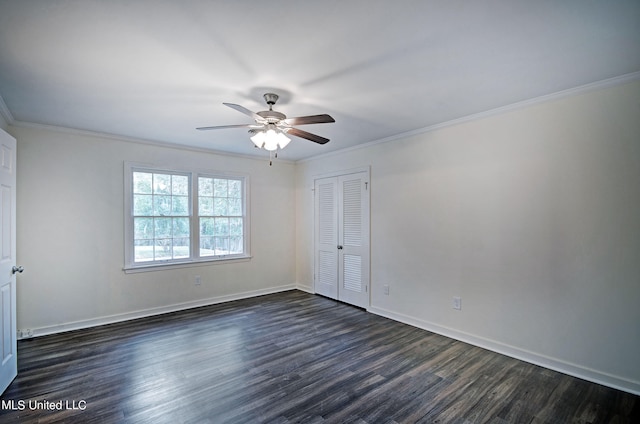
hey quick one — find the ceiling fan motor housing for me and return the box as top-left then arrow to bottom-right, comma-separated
257,110 -> 286,123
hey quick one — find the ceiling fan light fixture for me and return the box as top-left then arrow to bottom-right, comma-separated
250,130 -> 266,148
275,130 -> 291,149
262,128 -> 290,151
250,126 -> 291,152
263,129 -> 279,151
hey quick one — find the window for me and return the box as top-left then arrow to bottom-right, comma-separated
197,176 -> 244,257
124,163 -> 249,271
132,171 -> 191,262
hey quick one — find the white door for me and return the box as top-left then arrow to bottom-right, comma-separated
336,173 -> 369,308
314,171 -> 370,309
314,178 -> 338,299
0,130 -> 17,394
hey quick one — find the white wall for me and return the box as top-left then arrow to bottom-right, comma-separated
296,79 -> 640,394
13,125 -> 296,334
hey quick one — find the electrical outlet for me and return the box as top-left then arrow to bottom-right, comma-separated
383,284 -> 389,295
18,329 -> 33,338
452,296 -> 462,310
194,275 -> 201,286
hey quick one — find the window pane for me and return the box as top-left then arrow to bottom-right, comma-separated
214,179 -> 228,197
214,237 -> 229,255
154,195 -> 172,216
229,218 -> 243,236
134,239 -> 154,262
133,194 -> 153,216
214,198 -> 228,216
199,197 -> 213,216
214,218 -> 229,236
133,172 -> 153,194
134,217 -> 154,239
228,198 -> 242,216
200,236 -> 215,256
173,218 -> 190,237
153,174 -> 171,195
228,180 -> 242,198
173,237 -> 190,259
154,218 -> 172,238
172,175 -> 189,195
154,240 -> 172,260
199,177 -> 213,196
229,236 -> 243,254
172,195 -> 189,216
200,218 -> 214,236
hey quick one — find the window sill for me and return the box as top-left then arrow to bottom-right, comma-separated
123,255 -> 252,274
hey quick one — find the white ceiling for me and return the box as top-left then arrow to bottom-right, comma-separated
1,0 -> 639,161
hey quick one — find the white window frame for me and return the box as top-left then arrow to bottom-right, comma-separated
124,162 -> 251,273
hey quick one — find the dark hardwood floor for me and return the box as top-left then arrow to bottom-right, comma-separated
1,290 -> 638,423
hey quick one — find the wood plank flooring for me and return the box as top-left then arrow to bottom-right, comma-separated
1,290 -> 638,423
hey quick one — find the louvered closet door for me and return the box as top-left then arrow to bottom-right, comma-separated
314,171 -> 369,308
337,173 -> 369,308
314,177 -> 338,299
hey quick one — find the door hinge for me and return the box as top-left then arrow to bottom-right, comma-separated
365,182 -> 369,190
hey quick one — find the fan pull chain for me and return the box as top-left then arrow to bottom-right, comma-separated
267,149 -> 280,166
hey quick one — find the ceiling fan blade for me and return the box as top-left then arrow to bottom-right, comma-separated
282,114 -> 335,126
287,128 -> 330,145
196,124 -> 260,131
223,103 -> 264,122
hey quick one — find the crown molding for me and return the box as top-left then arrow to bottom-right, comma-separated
297,71 -> 640,164
9,120 -> 295,164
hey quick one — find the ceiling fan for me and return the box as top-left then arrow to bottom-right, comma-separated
197,93 -> 335,152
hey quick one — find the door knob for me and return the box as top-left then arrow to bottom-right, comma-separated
337,245 -> 343,250
12,265 -> 23,274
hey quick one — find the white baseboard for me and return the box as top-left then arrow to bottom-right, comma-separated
368,305 -> 640,396
21,284 -> 296,339
295,283 -> 314,294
